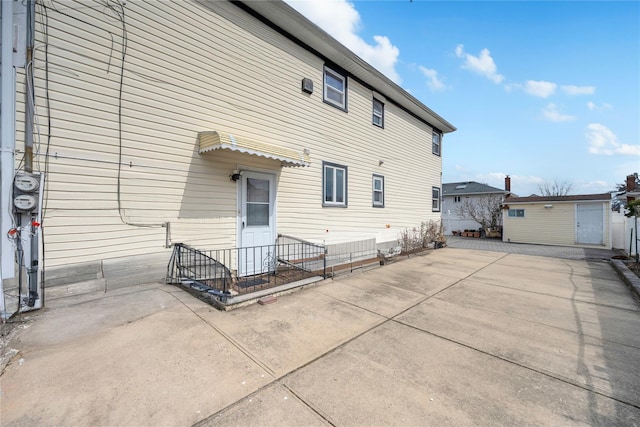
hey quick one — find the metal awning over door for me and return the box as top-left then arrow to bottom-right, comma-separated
197,131 -> 310,167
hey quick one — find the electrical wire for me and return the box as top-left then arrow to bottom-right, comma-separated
112,0 -> 128,222
103,0 -> 163,228
37,0 -> 52,302
37,0 -> 163,230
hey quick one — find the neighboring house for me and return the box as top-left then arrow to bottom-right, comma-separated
624,173 -> 640,203
614,173 -> 640,254
4,1 -> 455,295
502,193 -> 612,249
441,177 -> 511,235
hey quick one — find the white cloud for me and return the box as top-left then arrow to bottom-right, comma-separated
524,80 -> 557,98
586,123 -> 640,156
503,83 -> 521,92
542,103 -> 575,122
472,173 -> 544,196
509,174 -> 545,186
285,0 -> 401,83
418,66 -> 446,91
583,180 -> 609,189
587,101 -> 613,111
509,174 -> 546,196
561,85 -> 595,96
615,161 -> 640,180
455,44 -> 504,84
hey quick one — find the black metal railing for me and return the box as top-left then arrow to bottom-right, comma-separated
167,240 -> 326,298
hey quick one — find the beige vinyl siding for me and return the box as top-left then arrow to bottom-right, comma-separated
22,0 -> 446,273
278,79 -> 442,239
502,202 -> 611,249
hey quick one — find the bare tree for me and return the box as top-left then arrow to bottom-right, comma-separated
537,179 -> 574,196
455,194 -> 503,232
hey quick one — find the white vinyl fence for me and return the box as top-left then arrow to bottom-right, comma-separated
613,211 -> 639,255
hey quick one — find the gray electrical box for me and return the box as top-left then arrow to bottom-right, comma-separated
301,78 -> 313,94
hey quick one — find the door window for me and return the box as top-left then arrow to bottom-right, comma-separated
246,178 -> 269,226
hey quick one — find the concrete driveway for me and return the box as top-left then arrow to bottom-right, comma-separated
2,247 -> 639,426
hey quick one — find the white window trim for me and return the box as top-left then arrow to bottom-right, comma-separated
323,66 -> 347,110
432,131 -> 441,156
508,208 -> 525,217
372,98 -> 384,127
373,174 -> 384,207
323,161 -> 348,207
432,186 -> 441,212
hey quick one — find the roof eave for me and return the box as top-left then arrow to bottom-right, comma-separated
236,0 -> 456,134
505,194 -> 612,204
444,190 -> 509,196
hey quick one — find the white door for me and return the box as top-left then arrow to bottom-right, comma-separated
239,171 -> 276,276
576,203 -> 604,245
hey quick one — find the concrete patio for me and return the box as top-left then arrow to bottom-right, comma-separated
1,246 -> 639,426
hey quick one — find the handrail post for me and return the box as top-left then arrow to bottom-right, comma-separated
323,240 -> 327,278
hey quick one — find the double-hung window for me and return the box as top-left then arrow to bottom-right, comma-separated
432,187 -> 441,212
323,161 -> 347,207
323,67 -> 347,110
432,131 -> 441,156
372,174 -> 384,207
372,98 -> 384,127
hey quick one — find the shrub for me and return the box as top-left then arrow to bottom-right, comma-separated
398,220 -> 440,252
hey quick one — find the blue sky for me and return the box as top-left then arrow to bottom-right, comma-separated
285,0 -> 640,197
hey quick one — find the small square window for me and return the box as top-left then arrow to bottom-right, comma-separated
324,67 -> 347,110
432,187 -> 441,212
373,174 -> 384,207
323,161 -> 348,207
432,131 -> 441,156
508,209 -> 525,217
372,98 -> 384,127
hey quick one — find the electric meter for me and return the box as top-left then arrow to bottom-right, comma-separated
14,174 -> 39,192
13,194 -> 37,211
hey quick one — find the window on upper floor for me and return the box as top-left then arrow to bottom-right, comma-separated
454,196 -> 461,203
372,174 -> 384,207
323,161 -> 348,207
432,187 -> 441,212
508,209 -> 525,217
432,131 -> 441,156
323,67 -> 347,110
372,98 -> 384,127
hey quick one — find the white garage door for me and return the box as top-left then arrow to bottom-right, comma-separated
576,203 -> 604,245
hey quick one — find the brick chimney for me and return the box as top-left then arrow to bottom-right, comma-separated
626,174 -> 637,192
505,175 -> 511,192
